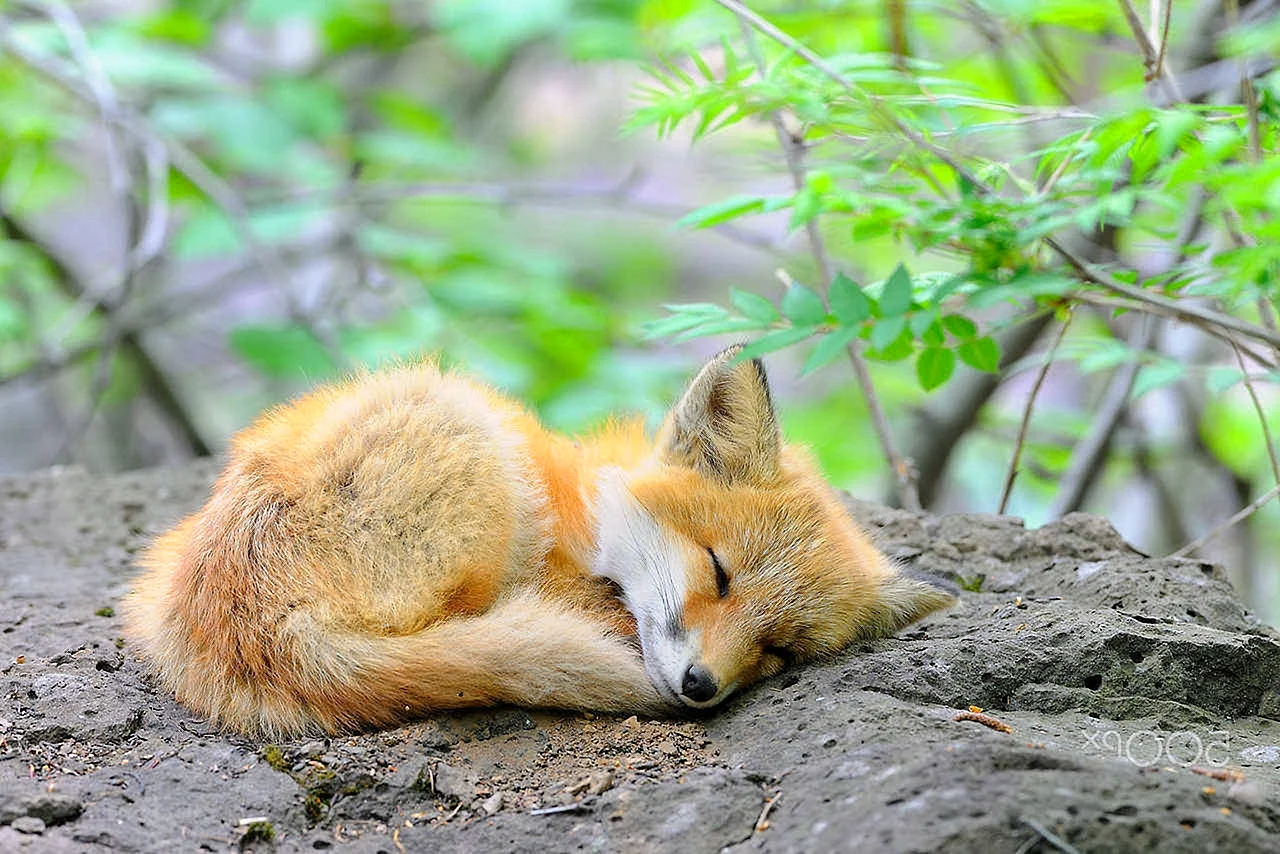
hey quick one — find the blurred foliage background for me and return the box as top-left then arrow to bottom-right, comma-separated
0,0 -> 1278,624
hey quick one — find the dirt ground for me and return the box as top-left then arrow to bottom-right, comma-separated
2,462 -> 1279,852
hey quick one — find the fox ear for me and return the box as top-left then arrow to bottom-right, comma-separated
657,345 -> 781,483
863,570 -> 957,637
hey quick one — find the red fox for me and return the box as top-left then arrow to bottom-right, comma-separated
124,346 -> 954,736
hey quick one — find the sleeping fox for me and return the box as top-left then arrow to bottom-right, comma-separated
124,346 -> 954,735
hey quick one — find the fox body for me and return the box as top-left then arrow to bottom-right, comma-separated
124,347 -> 953,736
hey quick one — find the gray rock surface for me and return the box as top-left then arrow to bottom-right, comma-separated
2,463 -> 1278,852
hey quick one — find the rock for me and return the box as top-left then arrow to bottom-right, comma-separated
3,462 -> 1280,853
586,770 -> 614,795
0,793 -> 83,827
10,817 -> 44,835
433,763 -> 476,803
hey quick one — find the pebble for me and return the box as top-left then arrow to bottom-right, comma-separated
297,740 -> 325,757
11,816 -> 46,835
657,741 -> 678,756
587,770 -> 615,795
481,792 -> 503,816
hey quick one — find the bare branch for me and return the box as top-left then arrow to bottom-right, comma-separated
732,5 -> 921,510
999,310 -> 1073,514
1046,237 -> 1280,350
1116,0 -> 1184,101
1154,0 -> 1173,80
1049,315 -> 1156,518
1231,342 -> 1280,486
0,209 -> 212,457
0,17 -> 350,372
262,178 -> 786,256
1171,482 -> 1280,559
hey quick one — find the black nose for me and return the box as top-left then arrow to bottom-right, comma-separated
681,664 -> 718,702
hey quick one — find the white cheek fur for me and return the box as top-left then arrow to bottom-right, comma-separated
590,468 -> 698,703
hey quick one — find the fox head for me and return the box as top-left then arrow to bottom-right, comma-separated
592,345 -> 955,710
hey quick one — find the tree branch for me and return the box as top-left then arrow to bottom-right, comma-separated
0,210 -> 211,458
1049,314 -> 1156,517
732,6 -> 921,510
1171,482 -> 1280,559
999,310 -> 1073,513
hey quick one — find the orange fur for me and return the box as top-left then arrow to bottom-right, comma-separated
123,349 -> 953,736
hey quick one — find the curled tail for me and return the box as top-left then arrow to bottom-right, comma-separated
303,593 -> 668,734
126,556 -> 666,736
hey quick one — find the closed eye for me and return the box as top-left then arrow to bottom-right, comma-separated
708,547 -> 729,598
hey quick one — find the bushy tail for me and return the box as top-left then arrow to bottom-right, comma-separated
291,593 -> 668,735
127,561 -> 666,737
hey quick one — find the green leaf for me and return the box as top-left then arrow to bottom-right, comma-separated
230,324 -> 337,378
1132,362 -> 1184,399
0,296 -> 27,340
789,186 -> 823,229
136,10 -> 212,45
673,318 -> 770,341
1206,366 -> 1244,394
434,0 -> 572,66
731,288 -> 780,324
676,195 -> 766,229
879,263 -> 913,316
1078,339 -> 1131,373
830,273 -> 871,326
867,328 -> 913,362
738,326 -> 815,361
869,315 -> 906,351
174,206 -> 238,258
265,77 -> 346,140
781,283 -> 827,326
801,327 -> 858,376
958,336 -> 1001,373
641,304 -> 730,340
245,0 -> 316,23
909,311 -> 941,344
1153,109 -> 1200,159
941,313 -> 977,340
916,347 -> 956,391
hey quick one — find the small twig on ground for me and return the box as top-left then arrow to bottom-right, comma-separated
1019,816 -> 1083,854
529,802 -> 591,816
1172,482 -> 1280,559
999,310 -> 1073,514
754,791 -> 780,832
